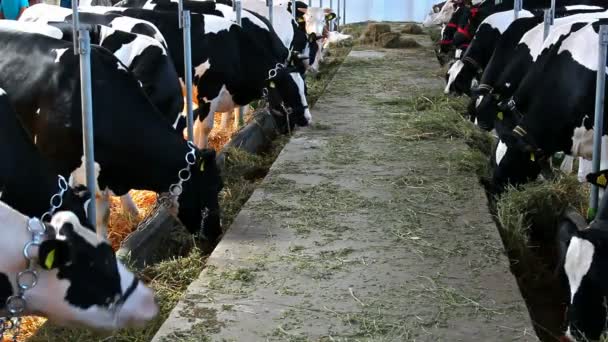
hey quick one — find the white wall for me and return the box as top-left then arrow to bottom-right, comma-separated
309,0 -> 439,23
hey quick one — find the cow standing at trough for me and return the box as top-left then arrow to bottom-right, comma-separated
98,8 -> 310,148
0,203 -> 158,331
4,18 -> 182,125
0,29 -> 224,240
0,87 -> 91,228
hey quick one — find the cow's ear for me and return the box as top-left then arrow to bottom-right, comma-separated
325,13 -> 337,21
38,239 -> 72,270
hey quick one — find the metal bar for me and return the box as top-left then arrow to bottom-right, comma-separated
78,30 -> 99,235
336,0 -> 340,30
71,0 -> 79,54
543,9 -> 551,41
308,0 -> 312,6
329,0 -> 333,30
342,0 -> 346,25
514,0 -> 522,20
319,0 -> 323,7
178,0 -> 183,28
267,0 -> 273,27
292,0 -> 296,19
235,0 -> 245,129
589,25 -> 608,220
183,10 -> 194,142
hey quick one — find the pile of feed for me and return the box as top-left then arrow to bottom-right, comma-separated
359,23 -> 421,49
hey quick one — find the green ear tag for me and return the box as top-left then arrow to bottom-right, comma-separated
530,152 -> 535,162
269,81 -> 276,88
44,249 -> 56,269
497,112 -> 503,120
598,173 -> 607,187
200,160 -> 205,172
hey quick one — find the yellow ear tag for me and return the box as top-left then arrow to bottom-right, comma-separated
497,112 -> 504,121
530,152 -> 535,162
200,160 -> 205,172
269,81 -> 276,88
298,18 -> 304,22
44,249 -> 56,269
598,174 -> 607,187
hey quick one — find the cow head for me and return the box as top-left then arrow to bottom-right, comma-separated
266,67 -> 311,129
177,148 -> 223,241
490,139 -> 541,194
298,7 -> 334,37
558,205 -> 608,341
0,207 -> 157,330
473,91 -> 501,131
445,58 -> 480,95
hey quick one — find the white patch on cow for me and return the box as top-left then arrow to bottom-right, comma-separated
108,16 -> 167,48
565,237 -> 595,303
423,0 -> 456,28
245,1 -> 294,49
445,60 -> 464,94
522,11 -> 608,62
302,7 -> 326,36
495,140 -> 508,166
0,88 -> 5,96
505,82 -> 511,88
117,62 -> 128,72
34,134 -> 37,144
476,95 -> 484,108
454,49 -> 462,59
290,72 -> 312,123
201,14 -> 235,34
53,48 -> 69,63
100,26 -> 167,69
481,10 -> 532,34
558,22 -> 607,73
564,5 -> 603,11
194,59 -> 211,79
571,119 -> 593,159
0,19 -> 63,39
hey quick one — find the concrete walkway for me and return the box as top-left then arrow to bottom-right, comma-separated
153,40 -> 535,342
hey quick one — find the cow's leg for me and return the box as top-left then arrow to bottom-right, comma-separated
120,193 -> 140,218
194,100 -> 218,149
96,189 -> 111,239
220,110 -> 233,131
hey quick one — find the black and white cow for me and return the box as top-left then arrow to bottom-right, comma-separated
558,192 -> 608,341
2,19 -> 182,123
0,203 -> 157,329
445,9 -> 536,95
21,4 -> 167,47
0,29 -> 223,240
101,8 -> 310,148
0,87 -> 91,227
475,9 -> 608,131
492,20 -> 608,193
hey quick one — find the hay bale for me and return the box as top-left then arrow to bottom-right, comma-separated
377,32 -> 400,48
401,23 -> 424,35
361,23 -> 391,44
377,33 -> 421,49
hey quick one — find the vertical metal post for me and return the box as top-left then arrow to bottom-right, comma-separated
71,0 -> 79,54
292,0 -> 296,19
267,0 -> 273,27
589,25 -> 608,220
543,9 -> 551,41
319,0 -> 323,7
72,0 -> 98,235
235,0 -> 245,129
183,10 -> 194,142
342,0 -> 346,25
336,0 -> 340,30
329,0 -> 333,30
78,31 -> 98,235
514,0 -> 522,20
308,0 -> 312,6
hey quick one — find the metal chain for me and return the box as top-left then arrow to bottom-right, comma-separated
0,217 -> 47,340
157,141 -> 197,208
41,175 -> 69,223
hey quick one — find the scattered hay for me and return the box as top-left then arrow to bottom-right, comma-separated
496,175 -> 587,259
108,190 -> 157,251
377,33 -> 421,49
401,23 -> 424,35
